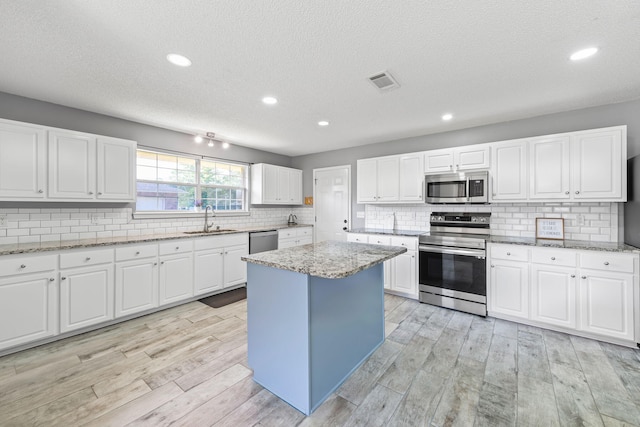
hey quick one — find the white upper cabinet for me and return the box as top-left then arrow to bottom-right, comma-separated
251,163 -> 303,205
398,153 -> 424,202
529,135 -> 571,200
571,127 -> 625,201
491,139 -> 528,201
356,158 -> 379,203
0,119 -> 47,199
0,118 -> 136,203
357,154 -> 423,204
424,145 -> 490,174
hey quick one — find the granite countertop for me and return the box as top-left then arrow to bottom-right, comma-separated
0,224 -> 313,256
348,228 -> 426,237
241,240 -> 407,279
489,236 -> 640,253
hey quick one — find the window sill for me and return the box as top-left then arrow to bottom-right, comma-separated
132,210 -> 251,220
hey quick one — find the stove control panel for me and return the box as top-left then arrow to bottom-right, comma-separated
430,212 -> 491,227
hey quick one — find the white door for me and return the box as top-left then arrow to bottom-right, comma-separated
399,154 -> 424,201
263,164 -> 279,203
60,266 -> 114,333
529,136 -> 571,200
48,130 -> 96,199
194,249 -> 224,295
0,120 -> 47,199
159,254 -> 194,305
530,264 -> 576,328
314,166 -> 351,242
376,157 -> 400,202
571,128 -> 623,200
489,260 -> 529,319
455,145 -> 491,171
115,259 -> 158,317
356,159 -> 377,202
424,148 -> 454,173
224,245 -> 248,287
491,140 -> 528,201
392,251 -> 417,295
97,137 -> 135,201
288,169 -> 302,204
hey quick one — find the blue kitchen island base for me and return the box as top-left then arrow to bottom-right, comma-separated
246,262 -> 385,415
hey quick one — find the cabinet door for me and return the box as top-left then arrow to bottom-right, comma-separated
60,265 -> 114,333
0,120 -> 46,199
399,154 -> 424,202
194,249 -> 224,295
97,137 -> 135,201
489,260 -> 529,319
48,130 -> 96,199
530,264 -> 576,328
491,140 -> 527,201
424,149 -> 454,173
455,145 -> 490,171
288,169 -> 302,204
262,164 -> 279,203
356,159 -> 378,202
159,253 -> 194,305
571,128 -> 624,200
276,167 -> 290,203
115,259 -> 158,317
377,157 -> 400,202
391,251 -> 417,296
0,273 -> 57,351
529,136 -> 571,200
578,271 -> 634,341
224,245 -> 248,288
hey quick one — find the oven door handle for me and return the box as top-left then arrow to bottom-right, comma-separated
419,244 -> 486,258
466,177 -> 470,202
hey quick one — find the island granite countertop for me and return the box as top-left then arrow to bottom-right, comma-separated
0,224 -> 313,256
241,240 -> 407,279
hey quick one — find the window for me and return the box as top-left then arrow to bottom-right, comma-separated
136,149 -> 248,213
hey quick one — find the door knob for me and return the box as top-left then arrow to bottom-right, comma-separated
344,219 -> 348,223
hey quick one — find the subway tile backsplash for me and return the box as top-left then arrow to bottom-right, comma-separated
365,202 -> 621,243
0,206 -> 315,245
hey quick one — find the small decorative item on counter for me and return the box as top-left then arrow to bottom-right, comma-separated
536,217 -> 564,240
194,199 -> 203,212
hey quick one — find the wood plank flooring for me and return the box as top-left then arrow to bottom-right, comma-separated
1,293 -> 639,426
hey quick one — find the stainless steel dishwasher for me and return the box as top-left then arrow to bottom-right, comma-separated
249,230 -> 279,254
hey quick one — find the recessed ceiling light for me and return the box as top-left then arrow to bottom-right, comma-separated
442,113 -> 453,121
194,135 -> 203,143
570,47 -> 598,61
222,142 -> 230,149
166,54 -> 192,67
262,96 -> 278,105
318,121 -> 329,126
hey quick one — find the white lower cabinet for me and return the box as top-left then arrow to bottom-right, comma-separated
114,244 -> 159,317
194,234 -> 248,296
0,254 -> 57,351
278,227 -> 313,249
158,241 -> 194,306
59,248 -> 114,333
194,248 -> 225,295
489,243 -> 639,346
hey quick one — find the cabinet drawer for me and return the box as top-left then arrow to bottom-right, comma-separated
579,252 -> 635,273
60,248 -> 113,269
278,229 -> 296,239
369,235 -> 392,245
347,233 -> 368,243
296,227 -> 313,237
490,245 -> 529,262
195,233 -> 248,251
531,247 -> 576,267
158,240 -> 193,256
115,244 -> 158,261
391,236 -> 418,251
0,254 -> 57,276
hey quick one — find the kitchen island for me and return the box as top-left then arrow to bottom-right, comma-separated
241,240 -> 406,415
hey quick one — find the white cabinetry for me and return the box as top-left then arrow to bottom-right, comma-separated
158,240 -> 194,305
96,137 -> 136,201
0,119 -> 47,199
491,139 -> 528,201
251,163 -> 303,205
424,145 -> 490,174
194,233 -> 248,296
356,157 -> 400,203
0,254 -> 57,351
398,154 -> 424,202
488,244 -> 529,319
59,248 -> 114,333
529,135 -> 571,200
114,244 -> 159,317
278,227 -> 313,249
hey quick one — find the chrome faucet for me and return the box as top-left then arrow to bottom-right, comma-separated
203,205 -> 215,232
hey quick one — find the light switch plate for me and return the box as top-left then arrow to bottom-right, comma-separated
356,211 -> 365,219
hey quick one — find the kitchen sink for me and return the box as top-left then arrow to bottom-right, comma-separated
183,229 -> 237,234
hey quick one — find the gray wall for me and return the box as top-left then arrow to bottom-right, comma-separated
291,99 -> 640,238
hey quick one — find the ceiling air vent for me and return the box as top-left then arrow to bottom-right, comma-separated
368,71 -> 400,91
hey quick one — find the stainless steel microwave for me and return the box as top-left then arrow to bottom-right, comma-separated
424,171 -> 489,204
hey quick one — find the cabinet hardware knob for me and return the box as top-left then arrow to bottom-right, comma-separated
581,275 -> 586,279
85,257 -> 91,261
411,255 -> 415,258
570,274 -> 575,278
49,278 -> 55,281
98,192 -> 102,195
20,264 -> 26,268
153,262 -> 157,266
491,264 -> 495,268
342,227 -> 347,231
38,189 -> 43,193
402,243 -> 406,246
135,251 -> 140,255
88,191 -> 94,195
456,164 -> 459,169
551,257 -> 556,260
175,246 -> 179,250
344,219 -> 348,223
61,276 -> 66,280
161,261 -> 165,265
565,191 -> 570,195
506,252 -> 511,256
604,261 -> 610,266
575,191 -> 580,194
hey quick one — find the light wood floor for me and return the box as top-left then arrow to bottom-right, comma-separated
1,293 -> 640,426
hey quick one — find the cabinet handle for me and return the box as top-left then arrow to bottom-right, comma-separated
342,227 -> 347,231
551,257 -> 556,261
402,243 -> 407,246
411,255 -> 415,258
88,191 -> 94,195
49,278 -> 55,282
565,191 -> 569,195
98,192 -> 102,195
581,275 -> 586,279
135,251 -> 140,255
456,164 -> 459,169
506,252 -> 511,256
449,165 -> 453,170
570,274 -> 575,278
491,264 -> 495,268
575,191 -> 580,195
604,261 -> 610,266
20,264 -> 26,268
153,262 -> 158,266
175,246 -> 179,250
161,261 -> 165,265
61,277 -> 66,280
85,257 -> 91,261
38,189 -> 43,193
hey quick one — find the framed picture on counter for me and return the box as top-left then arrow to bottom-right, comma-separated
536,218 -> 565,240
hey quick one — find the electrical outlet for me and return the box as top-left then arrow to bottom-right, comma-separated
0,214 -> 6,228
90,214 -> 100,225
577,214 -> 585,226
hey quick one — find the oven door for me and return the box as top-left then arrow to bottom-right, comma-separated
418,245 -> 486,299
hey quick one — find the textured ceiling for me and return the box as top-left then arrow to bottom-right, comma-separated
1,1 -> 639,156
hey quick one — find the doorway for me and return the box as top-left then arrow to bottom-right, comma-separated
313,165 -> 351,242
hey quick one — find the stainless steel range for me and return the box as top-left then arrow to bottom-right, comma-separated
418,212 -> 490,316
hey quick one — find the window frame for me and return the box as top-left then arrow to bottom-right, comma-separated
133,147 -> 250,219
